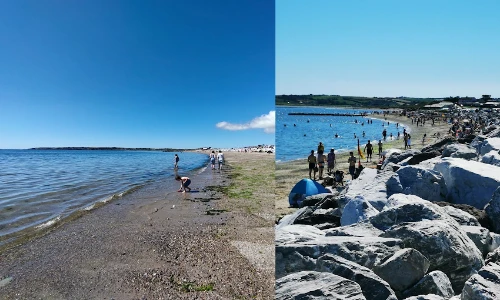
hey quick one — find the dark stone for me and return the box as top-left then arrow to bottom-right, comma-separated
457,134 -> 476,144
301,193 -> 332,208
421,137 -> 456,153
433,201 -> 494,232
293,206 -> 341,227
407,151 -> 441,165
317,195 -> 339,209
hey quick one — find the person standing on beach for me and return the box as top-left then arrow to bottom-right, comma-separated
317,151 -> 326,180
308,150 -> 317,180
364,140 -> 373,162
327,148 -> 336,174
317,142 -> 324,162
407,134 -> 412,149
209,151 -> 216,170
378,140 -> 383,157
403,133 -> 408,149
348,152 -> 357,180
217,150 -> 224,170
174,154 -> 180,169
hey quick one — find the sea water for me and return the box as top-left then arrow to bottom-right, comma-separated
276,106 -> 410,162
0,150 -> 208,246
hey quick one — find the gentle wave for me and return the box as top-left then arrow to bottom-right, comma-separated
0,150 -> 209,248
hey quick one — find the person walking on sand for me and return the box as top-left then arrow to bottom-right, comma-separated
348,152 -> 357,180
364,140 -> 373,162
422,133 -> 427,145
217,150 -> 224,170
175,175 -> 191,193
404,133 -> 408,149
378,140 -> 383,157
308,150 -> 317,180
174,154 -> 180,169
327,148 -> 336,174
407,134 -> 412,149
209,151 -> 216,170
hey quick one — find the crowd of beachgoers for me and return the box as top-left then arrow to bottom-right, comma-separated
276,104 -> 500,299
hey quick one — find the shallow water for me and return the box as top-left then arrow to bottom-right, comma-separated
276,106 -> 410,162
0,149 -> 208,245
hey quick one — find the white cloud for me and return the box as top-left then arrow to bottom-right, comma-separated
216,111 -> 275,134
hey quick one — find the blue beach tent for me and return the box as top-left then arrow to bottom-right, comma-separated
288,179 -> 329,207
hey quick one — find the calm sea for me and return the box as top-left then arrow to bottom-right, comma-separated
276,106 -> 411,162
0,150 -> 208,246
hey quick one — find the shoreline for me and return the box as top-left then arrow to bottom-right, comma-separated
0,152 -> 274,299
276,110 -> 452,219
0,153 -> 210,254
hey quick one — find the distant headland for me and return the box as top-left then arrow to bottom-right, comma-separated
30,147 -> 194,152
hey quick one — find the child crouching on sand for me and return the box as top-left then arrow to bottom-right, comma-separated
175,175 -> 191,193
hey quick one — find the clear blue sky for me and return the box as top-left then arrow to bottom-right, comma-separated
0,0 -> 275,149
277,0 -> 500,98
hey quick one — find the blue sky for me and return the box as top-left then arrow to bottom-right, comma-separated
276,0 -> 500,98
0,0 -> 275,149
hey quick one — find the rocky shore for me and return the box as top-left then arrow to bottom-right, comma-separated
276,107 -> 500,299
0,152 -> 274,299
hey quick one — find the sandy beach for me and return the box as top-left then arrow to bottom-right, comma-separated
276,110 -> 452,220
0,152 -> 274,299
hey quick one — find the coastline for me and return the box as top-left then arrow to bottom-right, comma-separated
0,152 -> 274,299
276,110 -> 452,219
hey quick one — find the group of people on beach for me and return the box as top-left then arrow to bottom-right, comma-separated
173,150 -> 226,193
307,142 -> 337,180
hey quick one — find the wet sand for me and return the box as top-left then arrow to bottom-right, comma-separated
0,152 -> 274,299
276,111 -> 452,220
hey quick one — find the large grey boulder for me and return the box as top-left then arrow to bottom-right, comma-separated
484,187 -> 500,233
340,195 -> 379,226
478,137 -> 500,156
402,271 -> 454,299
373,248 -> 430,292
403,295 -> 446,300
481,150 -> 500,167
395,165 -> 447,202
486,246 -> 500,265
434,158 -> 500,209
461,225 -> 492,256
433,201 -> 493,230
461,263 -> 500,300
384,149 -> 421,167
369,194 -> 447,231
381,219 -> 484,292
325,221 -> 384,238
386,173 -> 404,196
275,271 -> 366,300
276,231 -> 403,277
489,232 -> 500,253
285,206 -> 341,227
440,205 -> 480,226
339,168 -> 395,211
275,224 -> 325,244
442,143 -> 478,160
316,254 -> 397,300
276,207 -> 309,230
